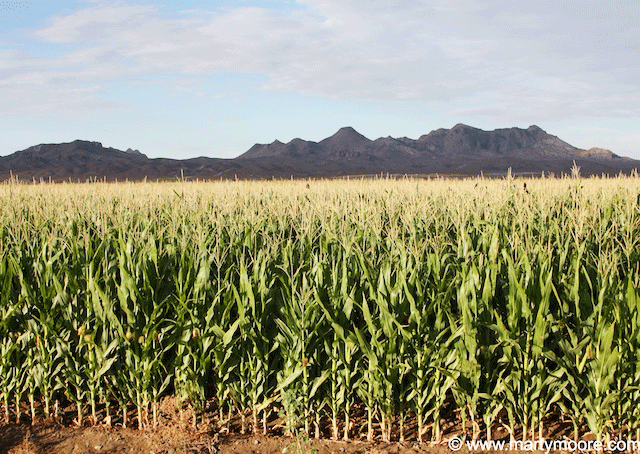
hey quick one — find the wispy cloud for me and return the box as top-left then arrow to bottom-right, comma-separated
0,0 -> 638,125
0,84 -> 126,118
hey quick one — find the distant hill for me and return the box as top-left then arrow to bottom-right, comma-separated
1,125 -> 638,181
241,124 -> 621,162
0,140 -> 147,179
238,124 -> 637,177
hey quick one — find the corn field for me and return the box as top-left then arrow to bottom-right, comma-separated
1,175 -> 639,443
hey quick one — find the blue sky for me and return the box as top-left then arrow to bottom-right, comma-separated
1,0 -> 639,159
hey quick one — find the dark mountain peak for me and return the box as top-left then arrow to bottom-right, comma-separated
582,147 -> 619,160
125,148 -> 145,157
337,126 -> 359,133
16,140 -> 147,159
1,140 -> 148,178
449,123 -> 482,134
75,139 -> 101,144
4,124 -> 637,181
328,126 -> 369,140
240,140 -> 285,159
236,124 -> 635,169
319,127 -> 371,152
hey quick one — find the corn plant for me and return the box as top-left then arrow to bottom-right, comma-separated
275,240 -> 328,436
231,249 -> 279,434
404,251 -> 458,443
0,176 -> 639,444
318,240 -> 361,440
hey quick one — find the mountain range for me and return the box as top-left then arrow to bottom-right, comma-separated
1,124 -> 638,181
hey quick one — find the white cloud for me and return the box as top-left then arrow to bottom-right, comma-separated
0,0 -> 638,124
0,84 -> 126,118
33,4 -> 156,43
